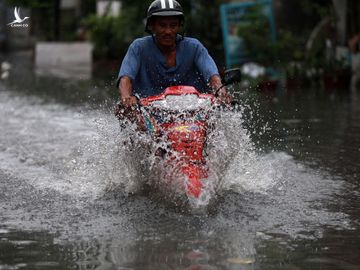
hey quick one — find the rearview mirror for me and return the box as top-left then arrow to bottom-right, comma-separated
222,68 -> 242,86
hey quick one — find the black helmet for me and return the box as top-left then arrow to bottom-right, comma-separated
145,0 -> 184,33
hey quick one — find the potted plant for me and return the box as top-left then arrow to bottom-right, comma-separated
236,6 -> 306,92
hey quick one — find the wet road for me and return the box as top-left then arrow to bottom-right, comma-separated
0,71 -> 360,269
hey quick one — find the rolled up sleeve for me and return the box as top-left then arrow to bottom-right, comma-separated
117,41 -> 141,87
194,42 -> 219,82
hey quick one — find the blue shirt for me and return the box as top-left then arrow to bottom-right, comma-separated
117,36 -> 219,97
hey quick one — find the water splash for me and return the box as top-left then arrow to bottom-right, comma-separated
0,89 -> 351,233
71,102 -> 288,211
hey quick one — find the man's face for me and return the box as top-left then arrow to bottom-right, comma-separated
151,16 -> 181,47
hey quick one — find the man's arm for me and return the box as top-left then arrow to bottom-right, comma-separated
193,40 -> 233,104
117,39 -> 141,107
209,74 -> 233,104
209,74 -> 222,92
115,76 -> 141,124
118,76 -> 138,107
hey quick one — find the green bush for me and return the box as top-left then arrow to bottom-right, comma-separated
84,0 -> 224,62
83,5 -> 146,60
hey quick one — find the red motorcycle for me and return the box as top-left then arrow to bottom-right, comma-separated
138,69 -> 241,203
117,69 -> 241,206
139,85 -> 215,199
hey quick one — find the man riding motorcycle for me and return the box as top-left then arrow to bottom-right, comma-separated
116,0 -> 232,108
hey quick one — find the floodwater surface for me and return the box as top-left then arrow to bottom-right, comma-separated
0,74 -> 359,270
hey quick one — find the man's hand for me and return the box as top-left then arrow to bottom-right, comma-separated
209,74 -> 233,105
114,98 -> 139,122
114,98 -> 147,132
116,76 -> 139,120
121,95 -> 138,107
118,76 -> 138,107
217,87 -> 233,105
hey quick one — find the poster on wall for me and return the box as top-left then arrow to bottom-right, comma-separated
220,0 -> 276,68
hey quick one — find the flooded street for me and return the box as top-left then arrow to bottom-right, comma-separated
0,67 -> 360,269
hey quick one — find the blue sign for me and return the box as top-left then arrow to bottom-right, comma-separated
220,0 -> 276,68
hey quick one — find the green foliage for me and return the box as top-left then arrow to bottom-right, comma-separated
83,5 -> 145,59
237,6 -> 304,67
235,4 -> 310,83
300,0 -> 332,18
237,15 -> 274,64
83,15 -> 117,59
84,0 -> 225,62
185,0 -> 224,62
80,0 -> 96,17
234,0 -> 350,84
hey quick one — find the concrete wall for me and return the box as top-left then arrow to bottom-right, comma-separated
35,42 -> 93,80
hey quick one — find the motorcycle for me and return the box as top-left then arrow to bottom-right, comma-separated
117,69 -> 241,206
139,85 -> 215,201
